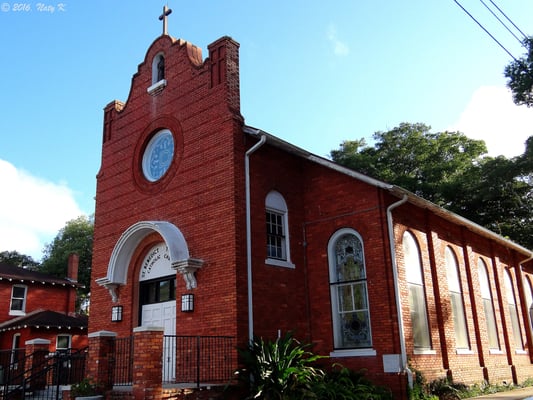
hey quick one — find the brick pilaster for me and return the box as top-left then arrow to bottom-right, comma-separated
132,326 -> 164,400
24,339 -> 50,390
87,330 -> 117,391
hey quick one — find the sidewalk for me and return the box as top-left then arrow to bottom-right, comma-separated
472,387 -> 533,400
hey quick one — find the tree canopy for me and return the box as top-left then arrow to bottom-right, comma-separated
0,250 -> 40,269
39,215 -> 94,299
330,123 -> 533,250
504,37 -> 533,107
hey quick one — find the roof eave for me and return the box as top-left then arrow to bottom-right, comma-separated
244,125 -> 533,260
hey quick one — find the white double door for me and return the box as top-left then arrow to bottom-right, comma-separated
141,300 -> 176,382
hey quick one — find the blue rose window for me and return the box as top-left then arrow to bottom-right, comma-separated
142,129 -> 174,182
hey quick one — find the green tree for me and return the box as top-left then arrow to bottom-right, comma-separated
39,215 -> 94,302
504,37 -> 533,107
0,250 -> 40,269
330,123 -> 533,249
331,123 -> 487,205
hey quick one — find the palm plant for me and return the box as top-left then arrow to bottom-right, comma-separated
236,333 -> 324,399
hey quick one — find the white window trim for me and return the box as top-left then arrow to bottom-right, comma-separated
413,349 -> 437,355
9,285 -> 27,316
265,191 -> 293,267
265,258 -> 295,268
456,348 -> 475,355
147,79 -> 167,94
330,348 -> 377,358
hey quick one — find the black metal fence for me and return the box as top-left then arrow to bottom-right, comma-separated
111,336 -> 134,386
163,335 -> 236,387
0,347 -> 87,400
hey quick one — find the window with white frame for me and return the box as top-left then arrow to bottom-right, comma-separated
328,228 -> 372,350
10,285 -> 27,315
11,334 -> 21,367
402,231 -> 431,350
56,335 -> 71,351
445,246 -> 470,349
504,269 -> 523,350
478,259 -> 500,350
265,191 -> 293,267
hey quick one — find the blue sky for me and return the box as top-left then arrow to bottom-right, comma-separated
1,0 -> 533,261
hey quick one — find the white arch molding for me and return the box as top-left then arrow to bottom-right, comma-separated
95,221 -> 203,302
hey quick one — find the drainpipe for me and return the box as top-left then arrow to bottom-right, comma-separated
245,133 -> 266,343
386,194 -> 413,388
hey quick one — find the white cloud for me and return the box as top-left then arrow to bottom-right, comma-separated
0,159 -> 83,262
327,25 -> 349,56
449,86 -> 533,158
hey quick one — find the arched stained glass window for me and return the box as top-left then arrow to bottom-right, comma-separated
328,229 -> 371,349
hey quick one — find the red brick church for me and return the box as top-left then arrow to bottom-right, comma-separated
87,9 -> 533,399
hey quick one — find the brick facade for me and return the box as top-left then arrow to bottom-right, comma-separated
89,31 -> 533,399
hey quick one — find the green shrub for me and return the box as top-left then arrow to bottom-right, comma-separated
236,333 -> 325,399
236,333 -> 391,400
310,364 -> 392,400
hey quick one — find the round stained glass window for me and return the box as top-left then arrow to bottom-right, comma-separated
142,129 -> 175,182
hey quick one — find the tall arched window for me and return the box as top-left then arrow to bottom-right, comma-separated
328,228 -> 372,350
526,278 -> 533,333
445,246 -> 469,349
402,231 -> 431,350
265,191 -> 293,268
478,259 -> 500,350
504,269 -> 524,350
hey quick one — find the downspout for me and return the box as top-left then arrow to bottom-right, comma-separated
245,133 -> 267,343
386,194 -> 412,388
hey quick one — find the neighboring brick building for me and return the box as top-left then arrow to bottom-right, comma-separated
0,256 -> 88,352
89,25 -> 533,399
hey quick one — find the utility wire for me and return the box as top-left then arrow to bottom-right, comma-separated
452,0 -> 518,61
487,0 -> 528,41
478,0 -> 523,46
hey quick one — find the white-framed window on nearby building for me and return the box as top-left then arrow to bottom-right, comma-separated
328,228 -> 373,352
56,334 -> 71,351
11,333 -> 21,368
445,246 -> 470,350
10,285 -> 27,315
265,191 -> 294,268
504,269 -> 524,350
478,258 -> 500,350
402,231 -> 431,350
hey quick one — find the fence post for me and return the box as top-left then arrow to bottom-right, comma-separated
133,326 -> 164,400
196,336 -> 200,389
24,338 -> 51,391
87,330 -> 117,392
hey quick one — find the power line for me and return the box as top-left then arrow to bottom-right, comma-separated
452,0 -> 518,61
478,0 -> 523,47
487,0 -> 528,42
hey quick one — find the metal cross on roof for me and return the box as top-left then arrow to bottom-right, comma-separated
159,5 -> 172,35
